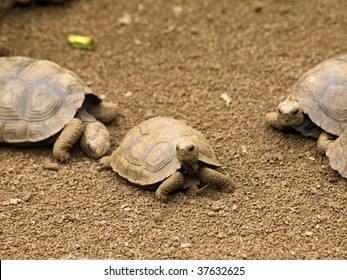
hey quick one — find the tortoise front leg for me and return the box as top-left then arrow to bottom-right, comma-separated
265,112 -> 291,132
53,118 -> 84,162
198,167 -> 235,193
156,171 -> 184,202
317,131 -> 336,154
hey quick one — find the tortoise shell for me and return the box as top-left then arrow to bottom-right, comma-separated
290,54 -> 347,136
0,56 -> 97,143
109,117 -> 221,185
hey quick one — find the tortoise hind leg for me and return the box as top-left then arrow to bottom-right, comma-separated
53,118 -> 84,162
317,131 -> 336,154
156,171 -> 184,202
198,167 -> 235,193
326,130 -> 347,178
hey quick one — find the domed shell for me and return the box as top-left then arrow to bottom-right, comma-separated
0,56 -> 94,143
291,54 -> 347,136
109,117 -> 221,185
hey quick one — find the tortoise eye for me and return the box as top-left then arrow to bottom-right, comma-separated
188,145 -> 195,152
292,108 -> 299,115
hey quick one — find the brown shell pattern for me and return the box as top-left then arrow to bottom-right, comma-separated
110,117 -> 221,185
0,56 -> 91,143
291,54 -> 347,136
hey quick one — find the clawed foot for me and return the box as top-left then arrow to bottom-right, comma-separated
97,156 -> 111,168
220,184 -> 235,193
155,189 -> 168,202
186,185 -> 200,197
53,150 -> 70,162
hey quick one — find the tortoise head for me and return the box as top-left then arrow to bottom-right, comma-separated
277,100 -> 304,127
175,141 -> 199,171
77,109 -> 111,159
80,121 -> 111,159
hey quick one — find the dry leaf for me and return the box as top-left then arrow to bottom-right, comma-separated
172,5 -> 183,17
118,12 -> 133,26
67,35 -> 94,50
220,93 -> 232,106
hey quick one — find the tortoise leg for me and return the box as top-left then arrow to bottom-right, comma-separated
326,130 -> 347,178
265,112 -> 290,132
98,156 -> 112,168
156,171 -> 184,202
53,118 -> 84,162
198,167 -> 235,193
317,131 -> 336,154
87,102 -> 118,124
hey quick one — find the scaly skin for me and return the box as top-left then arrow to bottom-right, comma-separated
53,118 -> 84,162
199,167 -> 235,193
98,156 -> 111,168
87,102 -> 118,124
155,141 -> 235,202
156,171 -> 184,202
317,131 -> 336,154
80,121 -> 110,159
266,102 -> 335,154
77,108 -> 112,159
265,100 -> 304,131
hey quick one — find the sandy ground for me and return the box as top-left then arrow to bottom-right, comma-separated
0,0 -> 347,260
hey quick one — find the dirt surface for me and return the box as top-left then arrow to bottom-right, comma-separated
1,0 -> 347,260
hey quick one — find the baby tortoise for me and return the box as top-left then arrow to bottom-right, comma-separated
100,117 -> 235,201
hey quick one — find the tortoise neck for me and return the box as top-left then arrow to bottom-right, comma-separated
181,161 -> 199,175
76,108 -> 97,123
293,114 -> 322,138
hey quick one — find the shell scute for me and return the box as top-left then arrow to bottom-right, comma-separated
292,55 -> 347,136
0,56 -> 89,143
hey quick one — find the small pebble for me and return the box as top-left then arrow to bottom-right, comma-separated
120,204 -> 132,212
9,198 -> 21,205
207,211 -> 215,217
305,231 -> 314,237
123,91 -> 133,97
211,202 -> 222,212
153,212 -> 164,222
180,243 -> 191,248
43,160 -> 60,171
22,193 -> 32,202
